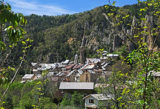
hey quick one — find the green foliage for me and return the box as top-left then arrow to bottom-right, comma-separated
3,96 -> 13,109
0,1 -> 27,50
60,94 -> 71,106
96,48 -> 104,57
101,0 -> 160,109
0,80 -> 58,109
0,1 -> 32,108
71,91 -> 84,107
61,92 -> 84,108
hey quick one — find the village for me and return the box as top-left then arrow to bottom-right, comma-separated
20,50 -> 160,109
21,52 -> 119,109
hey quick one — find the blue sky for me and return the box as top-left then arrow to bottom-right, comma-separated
5,0 -> 138,16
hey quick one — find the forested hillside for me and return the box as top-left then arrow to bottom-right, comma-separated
7,4 -> 160,75
24,4 -> 160,64
25,6 -> 108,63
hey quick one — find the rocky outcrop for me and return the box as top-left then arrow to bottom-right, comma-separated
24,6 -> 160,63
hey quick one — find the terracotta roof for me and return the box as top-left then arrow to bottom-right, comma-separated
82,64 -> 95,70
73,64 -> 84,69
65,64 -> 75,70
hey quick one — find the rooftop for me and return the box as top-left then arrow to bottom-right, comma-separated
84,94 -> 113,101
31,63 -> 37,66
86,58 -> 101,64
62,60 -> 70,65
107,54 -> 119,57
82,64 -> 95,70
59,82 -> 94,90
150,71 -> 160,77
22,74 -> 34,79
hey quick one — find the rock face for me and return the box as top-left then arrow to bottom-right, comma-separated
145,15 -> 155,51
140,15 -> 158,51
23,6 -> 160,63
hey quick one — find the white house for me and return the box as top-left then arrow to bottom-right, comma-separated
21,74 -> 42,83
21,74 -> 35,83
149,71 -> 160,77
83,94 -> 113,109
86,58 -> 101,64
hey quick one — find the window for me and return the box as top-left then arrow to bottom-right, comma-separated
89,99 -> 94,103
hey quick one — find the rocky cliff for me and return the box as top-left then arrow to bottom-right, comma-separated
21,4 -> 160,64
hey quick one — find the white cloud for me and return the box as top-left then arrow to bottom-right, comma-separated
6,0 -> 76,16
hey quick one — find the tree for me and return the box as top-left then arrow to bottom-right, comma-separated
102,0 -> 160,108
60,92 -> 84,108
0,1 -> 32,107
3,95 -> 13,109
71,91 -> 84,107
60,94 -> 71,107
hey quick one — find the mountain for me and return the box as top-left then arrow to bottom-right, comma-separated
24,6 -> 131,63
9,4 -> 160,74
25,6 -> 110,63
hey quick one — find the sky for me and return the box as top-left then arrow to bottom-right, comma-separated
5,0 -> 138,16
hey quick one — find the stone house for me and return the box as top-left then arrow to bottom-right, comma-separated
21,74 -> 35,83
80,63 -> 98,82
66,70 -> 77,82
80,70 -> 97,83
83,94 -> 113,109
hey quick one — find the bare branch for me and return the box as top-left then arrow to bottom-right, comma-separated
1,49 -> 12,66
0,54 -> 25,105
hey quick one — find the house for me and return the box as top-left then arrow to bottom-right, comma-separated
107,54 -> 119,60
33,69 -> 41,74
62,60 -> 70,65
80,70 -> 97,83
83,94 -> 113,109
31,62 -> 57,75
107,54 -> 119,57
21,74 -> 35,83
149,71 -> 160,80
33,74 -> 42,80
80,63 -> 105,83
66,70 -> 76,82
59,82 -> 94,93
82,63 -> 95,70
75,69 -> 83,82
31,62 -> 37,67
21,73 -> 42,83
86,58 -> 101,64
